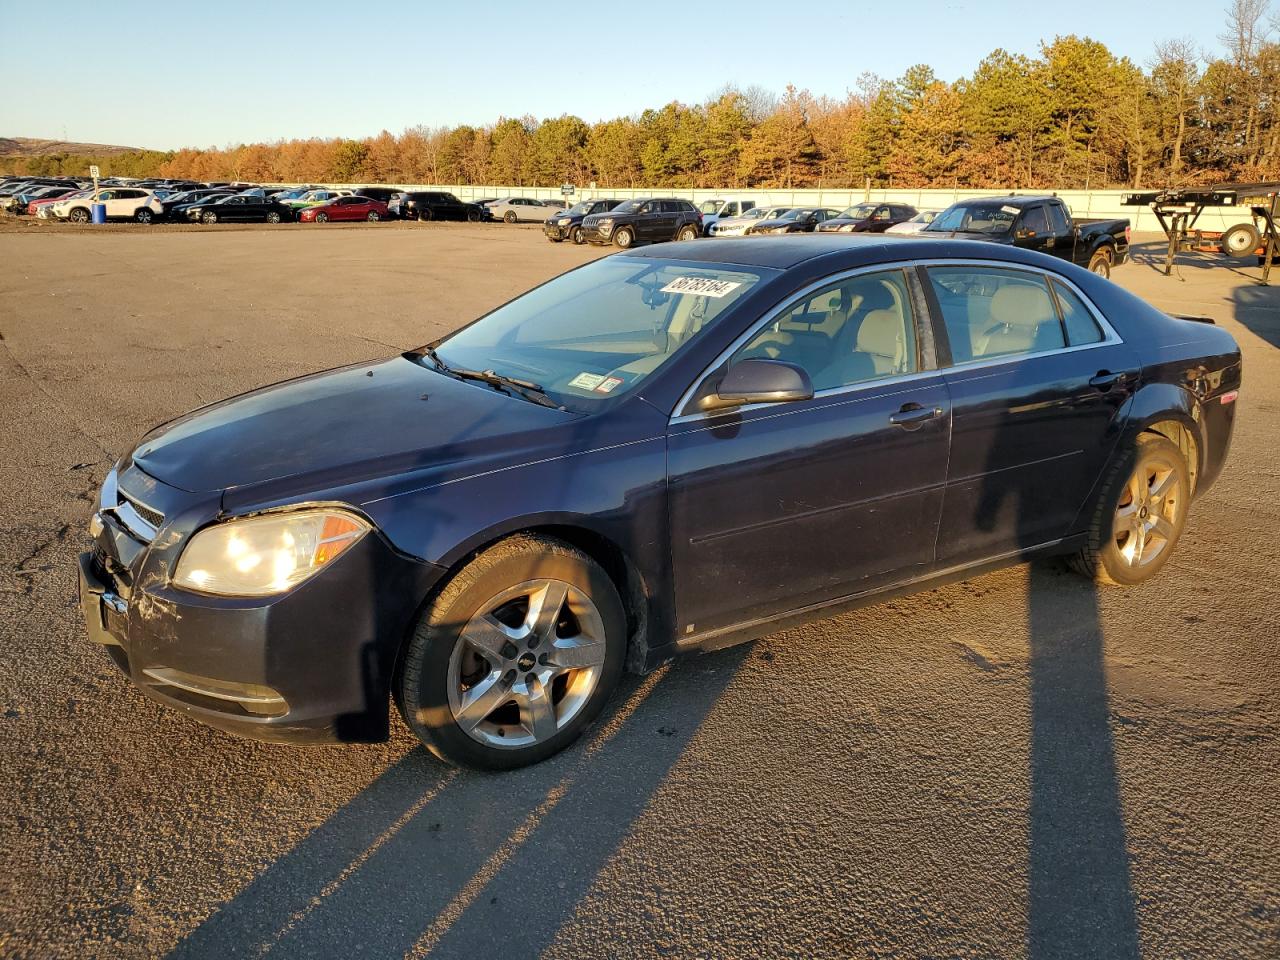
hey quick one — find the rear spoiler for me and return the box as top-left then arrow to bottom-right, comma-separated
1173,314 -> 1216,325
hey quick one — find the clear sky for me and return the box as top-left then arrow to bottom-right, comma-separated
0,0 -> 1240,151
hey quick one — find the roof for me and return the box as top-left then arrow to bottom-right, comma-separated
624,233 -> 1083,272
959,195 -> 1057,208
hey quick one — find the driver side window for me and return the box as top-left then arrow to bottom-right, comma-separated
733,270 -> 919,393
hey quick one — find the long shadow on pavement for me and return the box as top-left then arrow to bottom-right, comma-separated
168,645 -> 749,959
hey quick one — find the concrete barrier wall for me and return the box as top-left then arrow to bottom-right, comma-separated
309,182 -> 1265,234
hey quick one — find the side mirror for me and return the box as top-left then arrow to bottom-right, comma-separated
699,359 -> 814,413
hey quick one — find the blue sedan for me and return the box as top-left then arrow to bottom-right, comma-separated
79,236 -> 1241,769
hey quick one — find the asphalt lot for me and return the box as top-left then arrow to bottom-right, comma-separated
1,223 -> 1277,959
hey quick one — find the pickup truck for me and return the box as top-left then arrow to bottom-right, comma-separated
921,195 -> 1129,278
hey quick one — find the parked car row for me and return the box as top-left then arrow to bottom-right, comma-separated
2,175 -> 1130,273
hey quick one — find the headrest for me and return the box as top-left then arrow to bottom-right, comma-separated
990,284 -> 1055,328
857,309 -> 903,356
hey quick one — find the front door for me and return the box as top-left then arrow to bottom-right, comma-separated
667,267 -> 952,637
925,264 -> 1140,564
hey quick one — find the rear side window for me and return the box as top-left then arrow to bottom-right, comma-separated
1048,203 -> 1070,234
928,267 -> 1066,363
1051,279 -> 1105,346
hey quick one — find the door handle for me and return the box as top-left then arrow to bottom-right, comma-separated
889,403 -> 944,430
1089,370 -> 1134,391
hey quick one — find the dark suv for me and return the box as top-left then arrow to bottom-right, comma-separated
390,191 -> 486,222
581,197 -> 702,248
544,198 -> 624,244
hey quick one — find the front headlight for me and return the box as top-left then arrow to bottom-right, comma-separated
173,509 -> 370,597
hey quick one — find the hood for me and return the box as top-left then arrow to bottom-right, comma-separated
131,355 -> 577,496
821,217 -> 868,229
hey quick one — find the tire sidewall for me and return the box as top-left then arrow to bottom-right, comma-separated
399,542 -> 627,770
1089,248 -> 1113,278
1222,223 -> 1259,257
614,227 -> 633,248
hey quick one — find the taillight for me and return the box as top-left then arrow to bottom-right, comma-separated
1220,390 -> 1239,405
1125,225 -> 1131,244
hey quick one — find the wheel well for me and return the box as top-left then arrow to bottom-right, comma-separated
525,525 -> 651,673
1142,421 -> 1199,493
405,525 -> 652,679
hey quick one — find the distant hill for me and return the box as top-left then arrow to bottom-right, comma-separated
0,137 -> 144,157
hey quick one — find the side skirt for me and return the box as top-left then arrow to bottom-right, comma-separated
641,535 -> 1085,667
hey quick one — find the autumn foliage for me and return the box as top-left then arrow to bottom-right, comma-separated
8,17 -> 1280,190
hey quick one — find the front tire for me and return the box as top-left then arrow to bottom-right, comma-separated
202,211 -> 218,225
1070,433 -> 1191,586
571,226 -> 585,244
315,212 -> 329,223
418,208 -> 433,222
68,207 -> 90,224
613,226 -> 634,248
467,208 -> 481,222
1088,247 -> 1113,278
397,535 -> 626,770
503,210 -> 518,224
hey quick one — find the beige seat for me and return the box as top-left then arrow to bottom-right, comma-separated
856,309 -> 907,374
974,283 -> 1061,358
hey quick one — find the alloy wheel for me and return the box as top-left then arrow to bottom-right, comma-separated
447,579 -> 607,749
1114,451 -> 1183,570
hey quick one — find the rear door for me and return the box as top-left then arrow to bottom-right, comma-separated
667,266 -> 952,636
925,264 -> 1140,563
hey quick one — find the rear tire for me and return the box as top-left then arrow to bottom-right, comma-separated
396,535 -> 626,770
135,208 -> 153,224
1069,433 -> 1190,586
266,211 -> 281,224
613,226 -> 634,248
677,224 -> 698,241
419,208 -> 433,222
367,211 -> 380,221
467,208 -> 481,222
1221,223 -> 1260,258
1087,247 -> 1113,278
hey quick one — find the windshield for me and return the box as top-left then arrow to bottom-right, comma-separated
911,210 -> 938,223
429,257 -> 776,411
927,204 -> 1016,234
838,203 -> 877,220
565,201 -> 593,215
610,199 -> 644,214
760,207 -> 792,220
698,200 -> 724,214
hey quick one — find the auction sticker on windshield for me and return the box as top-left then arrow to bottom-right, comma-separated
660,277 -> 743,297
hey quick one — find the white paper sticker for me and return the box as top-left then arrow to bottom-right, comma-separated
568,372 -> 606,390
594,376 -> 625,393
660,276 -> 743,298
1000,205 -> 1021,215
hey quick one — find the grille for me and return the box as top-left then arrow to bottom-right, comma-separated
120,490 -> 164,530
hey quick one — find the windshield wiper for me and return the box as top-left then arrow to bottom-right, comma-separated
454,368 -> 562,409
415,348 -> 563,409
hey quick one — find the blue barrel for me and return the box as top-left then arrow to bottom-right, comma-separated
90,203 -> 106,224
